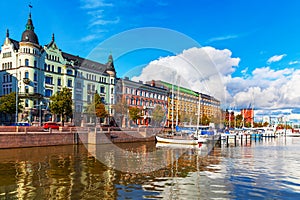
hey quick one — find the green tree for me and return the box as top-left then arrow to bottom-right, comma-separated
128,106 -> 141,125
49,87 -> 72,126
235,114 -> 243,128
151,105 -> 165,127
0,92 -> 23,123
201,114 -> 210,125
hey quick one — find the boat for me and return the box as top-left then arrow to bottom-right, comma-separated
155,88 -> 218,146
155,135 -> 198,145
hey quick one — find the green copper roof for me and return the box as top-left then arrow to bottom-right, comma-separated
160,81 -> 198,96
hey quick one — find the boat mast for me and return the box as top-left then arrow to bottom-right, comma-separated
196,93 -> 201,137
171,84 -> 174,133
176,77 -> 180,127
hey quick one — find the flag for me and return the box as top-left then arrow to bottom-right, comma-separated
29,4 -> 33,8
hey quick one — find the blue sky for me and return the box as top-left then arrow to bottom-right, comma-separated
1,0 -> 300,119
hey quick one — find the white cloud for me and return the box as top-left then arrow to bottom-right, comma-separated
132,47 -> 300,113
207,35 -> 239,43
132,47 -> 240,102
267,54 -> 286,64
80,0 -> 119,41
90,17 -> 120,26
80,0 -> 113,9
289,60 -> 300,65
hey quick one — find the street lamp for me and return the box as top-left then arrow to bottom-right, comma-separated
15,70 -> 18,124
39,101 -> 44,126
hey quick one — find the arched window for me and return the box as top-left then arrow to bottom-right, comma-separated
25,59 -> 29,66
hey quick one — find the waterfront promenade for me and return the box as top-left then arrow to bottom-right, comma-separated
0,126 -> 158,149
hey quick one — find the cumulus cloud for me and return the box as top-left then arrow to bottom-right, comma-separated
267,54 -> 286,64
132,46 -> 300,114
132,46 -> 240,102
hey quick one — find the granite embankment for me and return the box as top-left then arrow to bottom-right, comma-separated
0,126 -> 158,149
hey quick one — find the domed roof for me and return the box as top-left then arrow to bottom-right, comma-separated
20,13 -> 39,45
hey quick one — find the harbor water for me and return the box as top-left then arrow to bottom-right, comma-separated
0,136 -> 300,199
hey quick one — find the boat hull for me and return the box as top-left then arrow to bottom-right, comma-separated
155,136 -> 198,145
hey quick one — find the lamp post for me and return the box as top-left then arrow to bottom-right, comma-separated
39,100 -> 44,126
15,70 -> 18,123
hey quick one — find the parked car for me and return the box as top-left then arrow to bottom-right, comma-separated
43,122 -> 60,130
11,122 -> 30,126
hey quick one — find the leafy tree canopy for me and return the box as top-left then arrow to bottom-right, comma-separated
49,87 -> 72,125
128,107 -> 141,123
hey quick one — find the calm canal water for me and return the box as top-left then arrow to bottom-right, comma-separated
0,137 -> 300,199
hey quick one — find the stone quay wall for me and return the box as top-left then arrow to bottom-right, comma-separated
0,126 -> 158,149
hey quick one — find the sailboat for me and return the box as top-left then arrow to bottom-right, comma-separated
156,89 -> 216,145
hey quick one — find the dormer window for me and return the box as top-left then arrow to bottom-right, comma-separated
67,69 -> 73,75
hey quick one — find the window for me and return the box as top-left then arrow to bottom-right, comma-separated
100,86 -> 105,93
67,69 -> 73,75
57,67 -> 61,73
34,73 -> 37,81
45,76 -> 53,85
57,78 -> 61,86
34,84 -> 37,93
34,60 -> 37,68
25,99 -> 29,107
45,89 -> 53,97
25,86 -> 29,93
44,64 -> 47,71
76,81 -> 81,88
52,65 -> 54,72
25,71 -> 29,79
67,79 -> 72,87
25,59 -> 29,66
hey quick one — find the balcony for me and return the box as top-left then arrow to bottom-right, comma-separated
18,92 -> 43,99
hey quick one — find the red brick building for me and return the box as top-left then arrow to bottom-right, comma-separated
241,108 -> 254,126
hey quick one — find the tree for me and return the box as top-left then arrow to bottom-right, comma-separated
201,114 -> 210,125
49,87 -> 72,126
86,93 -> 108,124
235,114 -> 243,128
113,98 -> 128,127
0,92 -> 23,123
151,105 -> 165,127
128,106 -> 141,125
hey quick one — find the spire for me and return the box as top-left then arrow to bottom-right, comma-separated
52,33 -> 55,42
21,8 -> 39,45
6,29 -> 9,38
25,12 -> 34,31
106,53 -> 116,75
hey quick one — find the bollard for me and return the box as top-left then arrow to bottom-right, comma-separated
234,135 -> 237,146
241,135 -> 243,146
226,135 -> 229,147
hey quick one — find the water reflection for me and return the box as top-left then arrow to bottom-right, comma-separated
0,137 -> 300,199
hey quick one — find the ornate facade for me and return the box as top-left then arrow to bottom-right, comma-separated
0,12 -> 116,125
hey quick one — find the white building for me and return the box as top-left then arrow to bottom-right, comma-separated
0,12 -> 116,125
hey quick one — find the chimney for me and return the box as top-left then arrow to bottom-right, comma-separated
151,80 -> 155,87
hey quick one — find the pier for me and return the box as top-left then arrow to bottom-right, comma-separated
221,134 -> 277,147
